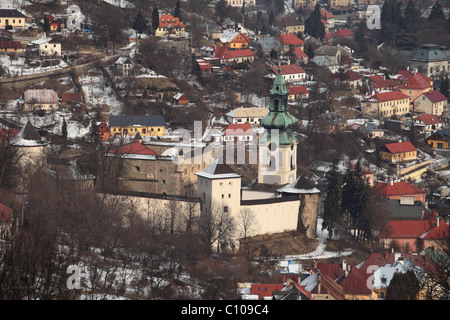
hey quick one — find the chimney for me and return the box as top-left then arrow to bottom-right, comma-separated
436,216 -> 440,227
342,260 -> 347,271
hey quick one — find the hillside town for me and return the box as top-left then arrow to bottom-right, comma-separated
0,0 -> 449,302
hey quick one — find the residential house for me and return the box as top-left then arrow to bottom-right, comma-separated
320,9 -> 335,29
61,92 -> 83,110
214,46 -> 254,65
413,114 -> 443,133
313,45 -> 352,65
312,55 -> 339,73
380,141 -> 417,164
361,91 -> 411,119
225,107 -> 269,125
277,33 -> 305,53
398,72 -> 433,102
288,47 -> 308,64
271,64 -> 307,83
21,88 -> 59,112
381,198 -> 432,221
216,29 -> 250,50
340,70 -> 363,90
172,93 -> 189,105
327,0 -> 353,10
339,264 -> 373,300
109,115 -> 166,137
287,86 -> 309,102
293,0 -> 317,10
331,29 -> 354,40
409,43 -> 450,81
372,181 -> 426,205
97,121 -> 110,142
0,202 -> 13,239
0,9 -> 27,28
195,59 -> 213,74
300,269 -> 346,300
379,216 -> 449,253
222,123 -> 254,142
253,36 -> 283,55
275,15 -> 305,35
225,0 -> 255,7
426,128 -> 450,150
114,56 -> 134,76
30,35 -> 61,57
414,90 -> 447,116
0,40 -> 22,53
367,74 -> 399,92
155,13 -> 186,37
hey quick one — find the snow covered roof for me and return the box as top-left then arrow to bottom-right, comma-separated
276,176 -> 320,194
195,158 -> 241,180
11,121 -> 48,147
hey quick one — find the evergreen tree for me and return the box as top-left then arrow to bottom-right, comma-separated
305,4 -> 325,40
62,117 -> 68,140
151,7 -> 159,34
305,43 -> 315,59
215,0 -> 229,24
133,10 -> 147,34
322,164 -> 344,239
439,76 -> 449,99
386,270 -> 420,300
43,15 -> 50,33
274,0 -> 285,15
269,9 -> 274,27
428,0 -> 446,23
174,0 -> 182,21
404,0 -> 421,33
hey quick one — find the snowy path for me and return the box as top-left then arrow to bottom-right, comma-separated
282,218 -> 354,261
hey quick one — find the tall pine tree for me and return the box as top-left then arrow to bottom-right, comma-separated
174,0 -> 182,21
322,164 -> 344,240
133,10 -> 147,34
151,7 -> 159,35
428,0 -> 446,23
305,4 -> 325,40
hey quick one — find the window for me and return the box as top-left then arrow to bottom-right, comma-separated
162,180 -> 166,184
222,194 -> 224,198
224,206 -> 228,213
135,166 -> 140,172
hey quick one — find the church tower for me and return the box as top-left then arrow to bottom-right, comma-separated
258,67 -> 298,185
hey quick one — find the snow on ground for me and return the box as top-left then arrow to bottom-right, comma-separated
0,55 -> 69,79
79,69 -> 123,115
103,0 -> 135,9
281,218 -> 354,261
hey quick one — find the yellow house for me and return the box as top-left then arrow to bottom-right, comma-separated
155,13 -> 186,37
361,91 -> 411,119
216,29 -> 250,50
109,115 -> 166,137
0,9 -> 27,28
426,128 -> 450,150
380,141 -> 418,163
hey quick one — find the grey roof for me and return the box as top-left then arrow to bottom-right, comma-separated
411,44 -> 447,62
314,45 -> 351,57
11,121 -> 48,147
253,36 -> 282,53
312,55 -> 337,67
109,115 -> 166,127
429,127 -> 450,142
381,198 -> 430,220
0,9 -> 26,18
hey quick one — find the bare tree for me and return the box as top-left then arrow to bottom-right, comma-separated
237,208 -> 258,256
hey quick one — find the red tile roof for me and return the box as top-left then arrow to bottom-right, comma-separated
223,123 -> 253,136
109,142 -> 158,156
339,266 -> 372,295
383,141 -> 417,154
277,33 -> 305,46
250,284 -> 284,299
399,73 -> 432,90
372,181 -> 425,197
0,202 -> 13,223
344,70 -> 362,81
380,219 -> 449,240
0,40 -> 22,50
0,128 -> 19,141
288,86 -> 308,95
422,90 -> 447,103
332,29 -> 354,37
368,75 -> 398,89
414,114 -> 441,125
159,14 -> 186,28
363,90 -> 409,103
272,64 -> 306,75
320,9 -> 334,20
215,46 -> 254,60
317,262 -> 344,280
290,47 -> 308,58
61,92 -> 83,102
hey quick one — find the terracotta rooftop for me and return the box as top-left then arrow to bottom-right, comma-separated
372,181 -> 425,197
272,64 -> 306,75
277,33 -> 305,46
